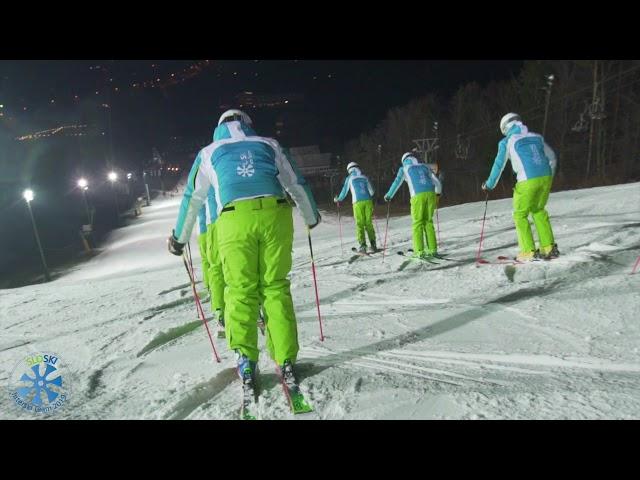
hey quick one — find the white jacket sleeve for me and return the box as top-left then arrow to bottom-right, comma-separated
174,151 -> 213,244
543,141 -> 557,177
273,143 -> 320,226
430,169 -> 442,195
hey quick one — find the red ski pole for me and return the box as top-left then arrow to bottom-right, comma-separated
631,255 -> 640,274
381,201 -> 391,263
307,227 -> 325,341
183,243 -> 221,363
476,193 -> 490,265
436,204 -> 442,248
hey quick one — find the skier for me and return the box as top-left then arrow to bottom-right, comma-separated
167,109 -> 320,399
481,113 -> 559,261
333,162 -> 377,253
384,152 -> 442,259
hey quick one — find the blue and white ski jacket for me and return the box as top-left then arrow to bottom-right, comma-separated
385,155 -> 442,200
173,120 -> 320,243
485,122 -> 558,190
336,168 -> 374,204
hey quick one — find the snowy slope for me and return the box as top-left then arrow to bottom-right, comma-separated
1,182 -> 639,419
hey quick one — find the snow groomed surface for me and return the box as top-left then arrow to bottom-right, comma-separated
1,182 -> 639,419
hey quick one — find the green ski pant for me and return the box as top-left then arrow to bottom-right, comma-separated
353,199 -> 376,246
205,222 -> 225,313
410,191 -> 438,254
216,196 -> 298,365
197,232 -> 210,291
512,176 -> 555,254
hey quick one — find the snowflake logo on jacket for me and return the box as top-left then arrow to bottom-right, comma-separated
237,151 -> 255,177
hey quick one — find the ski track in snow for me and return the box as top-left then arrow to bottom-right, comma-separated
1,183 -> 640,419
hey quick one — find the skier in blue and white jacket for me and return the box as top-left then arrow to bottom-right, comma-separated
384,153 -> 442,258
334,162 -> 378,253
167,109 -> 320,385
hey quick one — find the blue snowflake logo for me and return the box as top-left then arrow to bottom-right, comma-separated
17,363 -> 63,406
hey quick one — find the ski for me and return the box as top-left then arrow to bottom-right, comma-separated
477,256 -> 521,266
350,247 -> 384,255
406,249 -> 454,261
276,364 -> 313,415
240,377 -> 259,420
396,251 -> 438,264
431,253 -> 457,262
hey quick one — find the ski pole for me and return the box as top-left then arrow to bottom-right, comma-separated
435,196 -> 442,248
336,200 -> 345,256
381,201 -> 391,263
307,227 -> 325,341
631,254 -> 640,274
183,243 -> 221,363
476,193 -> 490,265
373,209 -> 382,246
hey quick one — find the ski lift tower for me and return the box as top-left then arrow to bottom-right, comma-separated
412,121 -> 440,170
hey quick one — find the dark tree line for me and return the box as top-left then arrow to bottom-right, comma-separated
341,60 -> 640,207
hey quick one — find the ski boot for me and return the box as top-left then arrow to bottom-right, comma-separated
540,243 -> 560,260
516,251 -> 537,262
278,360 -> 298,390
369,241 -> 378,254
236,350 -> 258,382
236,350 -> 258,419
357,244 -> 367,254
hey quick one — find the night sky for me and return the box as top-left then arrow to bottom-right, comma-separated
1,60 -> 523,150
0,60 -> 523,283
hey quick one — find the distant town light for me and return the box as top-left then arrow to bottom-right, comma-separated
78,178 -> 88,189
23,189 -> 34,202
108,171 -> 118,182
127,173 -> 132,180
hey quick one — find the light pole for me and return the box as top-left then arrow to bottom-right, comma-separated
143,171 -> 151,206
108,171 -> 119,223
23,189 -> 51,282
542,74 -> 555,137
77,178 -> 91,225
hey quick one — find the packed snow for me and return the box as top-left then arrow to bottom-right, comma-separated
1,182 -> 639,419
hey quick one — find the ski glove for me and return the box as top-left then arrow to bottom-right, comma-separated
333,196 -> 339,203
481,182 -> 489,192
167,231 -> 185,256
309,213 -> 322,230
384,195 -> 391,202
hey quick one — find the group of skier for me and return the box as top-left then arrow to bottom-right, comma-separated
166,108 -> 560,417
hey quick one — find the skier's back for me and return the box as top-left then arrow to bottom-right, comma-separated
384,153 -> 442,258
482,112 -> 558,261
167,109 -> 320,402
334,162 -> 377,253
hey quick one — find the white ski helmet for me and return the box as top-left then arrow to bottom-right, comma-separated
500,112 -> 521,135
346,162 -> 359,173
218,109 -> 253,126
